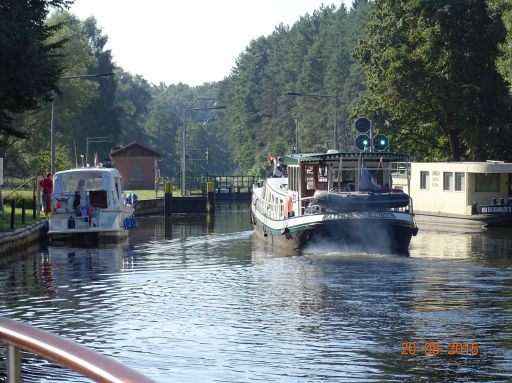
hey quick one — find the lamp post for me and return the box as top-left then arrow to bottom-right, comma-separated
50,72 -> 113,174
287,92 -> 339,151
181,98 -> 226,196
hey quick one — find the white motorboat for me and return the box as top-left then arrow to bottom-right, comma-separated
48,166 -> 137,244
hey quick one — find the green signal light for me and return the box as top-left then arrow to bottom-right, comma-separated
373,134 -> 389,151
355,134 -> 371,151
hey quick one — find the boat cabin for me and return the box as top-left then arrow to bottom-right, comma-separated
284,151 -> 411,213
410,161 -> 512,215
52,167 -> 125,214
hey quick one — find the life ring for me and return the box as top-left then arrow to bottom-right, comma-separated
284,195 -> 293,217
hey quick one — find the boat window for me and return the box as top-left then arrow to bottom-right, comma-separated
420,171 -> 429,190
455,172 -> 465,191
60,173 -> 104,193
443,172 -> 453,191
475,173 -> 500,192
306,167 -> 314,190
288,166 -> 299,192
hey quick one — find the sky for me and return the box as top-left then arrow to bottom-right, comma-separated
69,0 -> 352,86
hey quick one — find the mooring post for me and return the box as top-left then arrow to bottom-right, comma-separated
164,181 -> 173,216
206,181 -> 215,212
21,199 -> 26,225
10,200 -> 15,230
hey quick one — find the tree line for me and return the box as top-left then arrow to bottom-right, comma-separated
1,0 -> 512,180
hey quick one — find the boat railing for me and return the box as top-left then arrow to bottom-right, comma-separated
0,317 -> 156,383
253,194 -> 285,220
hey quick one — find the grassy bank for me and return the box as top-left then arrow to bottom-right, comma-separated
0,205 -> 41,232
0,189 -> 166,233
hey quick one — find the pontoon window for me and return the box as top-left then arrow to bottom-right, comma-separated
443,172 -> 453,191
455,172 -> 465,191
475,173 -> 500,192
420,171 -> 429,190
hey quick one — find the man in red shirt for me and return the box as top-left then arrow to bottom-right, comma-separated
39,173 -> 53,218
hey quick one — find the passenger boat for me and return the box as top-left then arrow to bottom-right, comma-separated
405,160 -> 512,229
48,166 -> 137,244
251,151 -> 418,253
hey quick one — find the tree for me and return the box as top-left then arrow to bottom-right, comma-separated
355,0 -> 512,161
491,0 -> 512,92
0,0 -> 71,139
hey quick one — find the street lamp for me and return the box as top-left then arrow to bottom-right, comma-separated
181,98 -> 226,195
50,72 -> 113,174
287,91 -> 339,151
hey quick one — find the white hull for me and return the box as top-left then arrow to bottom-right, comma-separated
47,167 -> 136,244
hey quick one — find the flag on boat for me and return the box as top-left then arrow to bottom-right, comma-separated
360,160 -> 380,191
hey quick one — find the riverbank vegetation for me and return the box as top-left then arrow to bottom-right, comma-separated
1,0 -> 512,181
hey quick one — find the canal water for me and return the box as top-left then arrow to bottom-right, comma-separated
1,204 -> 511,382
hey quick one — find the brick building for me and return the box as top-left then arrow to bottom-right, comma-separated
110,142 -> 163,190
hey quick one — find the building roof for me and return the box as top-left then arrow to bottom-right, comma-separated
110,141 -> 163,158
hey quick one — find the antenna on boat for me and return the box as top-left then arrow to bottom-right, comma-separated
74,139 -> 78,168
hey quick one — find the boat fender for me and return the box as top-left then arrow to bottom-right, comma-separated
131,215 -> 137,228
126,193 -> 139,205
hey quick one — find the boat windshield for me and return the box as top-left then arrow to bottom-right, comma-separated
55,172 -> 109,194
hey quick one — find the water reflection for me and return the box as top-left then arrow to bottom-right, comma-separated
0,208 -> 511,382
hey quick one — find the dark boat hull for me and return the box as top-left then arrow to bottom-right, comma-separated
251,210 -> 416,254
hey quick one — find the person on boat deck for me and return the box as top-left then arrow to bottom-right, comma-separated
273,157 -> 285,177
39,173 -> 53,218
73,179 -> 87,210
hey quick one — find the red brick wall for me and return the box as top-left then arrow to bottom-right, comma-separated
114,156 -> 156,190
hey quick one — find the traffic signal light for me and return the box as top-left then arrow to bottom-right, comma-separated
355,117 -> 371,133
355,134 -> 371,151
373,134 -> 389,151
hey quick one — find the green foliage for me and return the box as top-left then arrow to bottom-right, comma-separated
491,0 -> 512,92
4,0 -> 512,183
3,11 -> 118,176
0,0 -> 71,137
220,3 -> 370,175
355,0 -> 512,161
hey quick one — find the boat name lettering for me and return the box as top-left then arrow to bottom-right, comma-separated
481,206 -> 512,213
368,212 -> 396,219
322,213 -> 355,221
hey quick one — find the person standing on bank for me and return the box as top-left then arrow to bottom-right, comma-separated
39,173 -> 53,218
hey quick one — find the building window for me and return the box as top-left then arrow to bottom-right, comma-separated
455,172 -> 465,191
420,171 -> 429,190
130,165 -> 143,181
475,173 -> 500,192
443,172 -> 453,191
